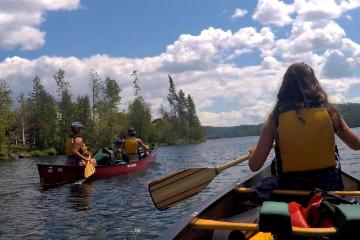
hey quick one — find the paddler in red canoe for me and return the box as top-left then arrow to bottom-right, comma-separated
124,127 -> 149,162
248,62 -> 360,195
65,122 -> 97,166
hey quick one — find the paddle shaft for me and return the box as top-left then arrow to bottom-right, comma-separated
215,155 -> 250,173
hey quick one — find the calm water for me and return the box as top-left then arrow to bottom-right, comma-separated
1,131 -> 360,239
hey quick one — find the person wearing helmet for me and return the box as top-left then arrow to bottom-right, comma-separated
65,122 -> 96,166
124,128 -> 149,162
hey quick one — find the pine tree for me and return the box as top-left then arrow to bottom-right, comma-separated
0,80 -> 13,152
128,98 -> 152,142
89,69 -> 104,122
27,76 -> 57,149
128,71 -> 152,142
167,75 -> 179,118
95,76 -> 122,147
177,89 -> 189,138
54,69 -> 74,150
186,94 -> 205,141
73,95 -> 96,145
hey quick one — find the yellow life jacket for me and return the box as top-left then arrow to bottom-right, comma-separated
65,138 -> 74,157
124,137 -> 139,155
277,107 -> 337,173
65,137 -> 88,157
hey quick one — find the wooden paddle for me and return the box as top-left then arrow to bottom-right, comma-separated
84,155 -> 95,178
148,154 -> 251,211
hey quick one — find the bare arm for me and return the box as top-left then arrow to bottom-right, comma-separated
248,116 -> 276,172
336,117 -> 360,150
137,139 -> 149,151
72,138 -> 90,161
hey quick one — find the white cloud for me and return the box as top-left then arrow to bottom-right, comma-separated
253,0 -> 295,27
294,0 -> 360,21
231,8 -> 248,19
0,0 -> 81,50
2,0 -> 360,127
199,101 -> 275,126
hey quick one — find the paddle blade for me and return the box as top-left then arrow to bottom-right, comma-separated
149,168 -> 217,210
84,162 -> 95,178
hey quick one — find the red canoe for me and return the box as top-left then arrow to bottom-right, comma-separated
37,151 -> 156,187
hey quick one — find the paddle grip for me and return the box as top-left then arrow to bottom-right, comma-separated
215,155 -> 250,173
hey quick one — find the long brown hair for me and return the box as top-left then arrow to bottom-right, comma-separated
272,62 -> 342,131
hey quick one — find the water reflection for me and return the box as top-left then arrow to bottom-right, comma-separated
68,183 -> 93,211
1,132 -> 360,239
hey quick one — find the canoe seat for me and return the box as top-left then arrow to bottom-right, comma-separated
259,201 -> 292,235
334,204 -> 360,239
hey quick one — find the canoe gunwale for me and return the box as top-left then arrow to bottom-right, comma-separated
37,152 -> 156,187
159,166 -> 360,240
158,168 -> 265,240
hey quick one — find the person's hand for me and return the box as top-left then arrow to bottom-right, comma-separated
89,158 -> 97,165
248,146 -> 256,157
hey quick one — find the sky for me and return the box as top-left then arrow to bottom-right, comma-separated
1,0 -> 360,126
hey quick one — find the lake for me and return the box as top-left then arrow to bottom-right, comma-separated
1,131 -> 360,239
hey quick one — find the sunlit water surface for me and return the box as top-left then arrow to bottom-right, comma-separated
1,130 -> 360,239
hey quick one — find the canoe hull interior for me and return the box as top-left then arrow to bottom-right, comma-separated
161,166 -> 360,240
37,152 -> 156,187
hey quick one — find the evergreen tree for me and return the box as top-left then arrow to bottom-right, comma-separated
89,69 -> 104,122
128,98 -> 152,142
0,80 -> 13,152
54,69 -> 74,150
131,70 -> 141,99
72,95 -> 97,147
167,75 -> 179,118
95,76 -> 122,147
128,71 -> 152,142
177,89 -> 189,138
27,76 -> 57,149
186,94 -> 204,140
186,94 -> 200,126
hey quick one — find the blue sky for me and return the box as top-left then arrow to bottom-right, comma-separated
0,0 -> 260,59
1,0 -> 360,126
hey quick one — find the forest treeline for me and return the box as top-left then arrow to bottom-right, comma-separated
0,70 -> 204,159
205,103 -> 360,139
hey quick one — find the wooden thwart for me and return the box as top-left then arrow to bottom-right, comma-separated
191,218 -> 337,237
235,187 -> 360,196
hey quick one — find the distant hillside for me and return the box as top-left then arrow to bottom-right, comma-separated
205,103 -> 360,139
335,103 -> 360,128
204,124 -> 262,139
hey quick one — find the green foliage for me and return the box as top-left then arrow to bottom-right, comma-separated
205,125 -> 262,139
0,79 -> 13,152
29,149 -> 48,158
128,71 -> 152,142
54,69 -> 74,151
45,147 -> 57,156
94,76 -> 123,148
0,71 -> 206,159
336,103 -> 360,128
128,98 -> 152,142
0,151 -> 8,160
26,75 -> 58,149
153,75 -> 205,145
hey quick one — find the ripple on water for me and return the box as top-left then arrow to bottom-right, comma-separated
2,132 -> 360,239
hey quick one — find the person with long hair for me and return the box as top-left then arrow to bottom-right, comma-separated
248,62 -> 360,191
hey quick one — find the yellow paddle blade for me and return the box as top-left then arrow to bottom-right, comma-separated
250,233 -> 273,240
148,168 -> 217,211
84,162 -> 95,178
